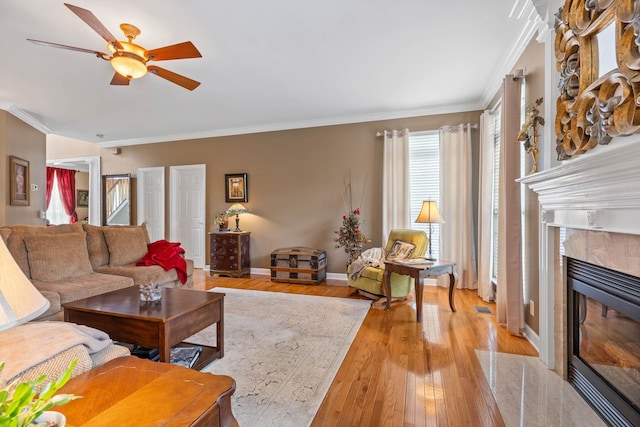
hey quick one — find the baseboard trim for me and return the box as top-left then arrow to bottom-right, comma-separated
524,323 -> 540,353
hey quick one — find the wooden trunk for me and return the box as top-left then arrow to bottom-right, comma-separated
270,247 -> 327,285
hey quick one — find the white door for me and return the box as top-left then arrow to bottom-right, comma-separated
137,167 -> 165,242
170,165 -> 206,268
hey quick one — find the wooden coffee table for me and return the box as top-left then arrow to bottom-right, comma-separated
63,287 -> 224,370
59,356 -> 238,426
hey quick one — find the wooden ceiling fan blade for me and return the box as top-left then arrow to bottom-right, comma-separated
64,3 -> 122,49
146,42 -> 202,61
110,73 -> 131,86
27,39 -> 109,58
148,66 -> 200,90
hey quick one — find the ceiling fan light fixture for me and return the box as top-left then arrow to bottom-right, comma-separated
108,41 -> 148,79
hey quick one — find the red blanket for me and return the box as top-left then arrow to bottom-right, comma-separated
136,240 -> 188,285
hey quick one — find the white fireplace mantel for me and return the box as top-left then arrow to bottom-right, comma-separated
519,137 -> 640,235
519,136 -> 640,370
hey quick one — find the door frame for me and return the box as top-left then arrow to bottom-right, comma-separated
46,156 -> 101,225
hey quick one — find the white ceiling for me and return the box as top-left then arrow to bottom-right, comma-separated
0,0 -> 542,146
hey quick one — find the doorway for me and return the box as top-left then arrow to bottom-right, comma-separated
46,156 -> 101,225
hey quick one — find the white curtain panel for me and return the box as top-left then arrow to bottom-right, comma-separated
477,111 -> 495,302
437,124 -> 478,290
497,75 -> 524,334
382,129 -> 410,244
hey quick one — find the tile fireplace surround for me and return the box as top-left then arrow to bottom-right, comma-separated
520,137 -> 640,424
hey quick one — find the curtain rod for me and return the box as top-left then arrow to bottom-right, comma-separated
376,123 -> 478,137
440,123 -> 478,133
376,129 -> 407,137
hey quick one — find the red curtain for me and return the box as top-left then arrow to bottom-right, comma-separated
45,167 -> 55,210
54,168 -> 78,223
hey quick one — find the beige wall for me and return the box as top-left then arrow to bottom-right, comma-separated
75,171 -> 89,221
0,111 -> 46,226
48,111 -> 481,273
511,37 -> 545,334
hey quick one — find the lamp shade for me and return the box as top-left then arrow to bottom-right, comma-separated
415,200 -> 445,224
226,203 -> 248,216
0,238 -> 50,331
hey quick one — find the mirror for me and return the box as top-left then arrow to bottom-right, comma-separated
555,1 -> 640,159
103,174 -> 131,226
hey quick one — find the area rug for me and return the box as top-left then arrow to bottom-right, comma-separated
186,287 -> 370,427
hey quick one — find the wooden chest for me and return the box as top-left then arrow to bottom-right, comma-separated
270,247 -> 327,285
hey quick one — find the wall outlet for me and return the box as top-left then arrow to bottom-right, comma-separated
30,183 -> 38,191
529,299 -> 535,317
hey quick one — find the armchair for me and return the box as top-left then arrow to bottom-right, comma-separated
347,229 -> 428,299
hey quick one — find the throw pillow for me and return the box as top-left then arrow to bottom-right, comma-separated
386,239 -> 416,259
103,226 -> 149,266
82,224 -> 110,268
24,233 -> 93,281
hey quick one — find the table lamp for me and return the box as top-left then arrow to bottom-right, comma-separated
226,203 -> 248,232
415,200 -> 445,260
0,238 -> 50,331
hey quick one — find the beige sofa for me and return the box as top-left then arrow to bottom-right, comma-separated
0,223 -> 194,321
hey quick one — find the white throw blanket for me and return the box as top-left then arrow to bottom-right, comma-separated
349,247 -> 385,280
0,321 -> 112,382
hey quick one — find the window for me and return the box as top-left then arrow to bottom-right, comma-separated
408,131 -> 440,259
46,173 -> 70,225
490,107 -> 501,282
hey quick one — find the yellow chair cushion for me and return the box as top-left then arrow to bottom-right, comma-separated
347,229 -> 428,298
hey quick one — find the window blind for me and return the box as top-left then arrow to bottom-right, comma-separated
490,110 -> 501,282
409,131 -> 440,259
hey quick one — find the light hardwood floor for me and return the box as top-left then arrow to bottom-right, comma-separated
193,270 -> 538,427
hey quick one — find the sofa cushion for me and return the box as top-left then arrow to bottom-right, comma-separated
24,232 -> 93,281
36,290 -> 61,319
103,226 -> 149,267
94,258 -> 195,287
4,223 -> 84,278
0,228 -> 10,245
82,224 -> 110,268
31,272 -> 134,304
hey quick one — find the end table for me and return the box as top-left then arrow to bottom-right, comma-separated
382,260 -> 457,322
209,231 -> 250,277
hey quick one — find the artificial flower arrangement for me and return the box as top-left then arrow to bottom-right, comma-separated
334,208 -> 371,264
214,212 -> 230,231
334,174 -> 370,264
517,97 -> 545,173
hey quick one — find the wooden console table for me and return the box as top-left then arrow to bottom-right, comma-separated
383,260 -> 458,322
59,356 -> 238,426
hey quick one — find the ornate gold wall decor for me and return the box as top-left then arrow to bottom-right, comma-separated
554,0 -> 640,160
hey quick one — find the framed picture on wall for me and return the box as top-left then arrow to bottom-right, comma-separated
225,173 -> 248,203
9,156 -> 30,206
77,189 -> 89,207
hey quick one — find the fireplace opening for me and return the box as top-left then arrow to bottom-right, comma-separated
567,258 -> 640,426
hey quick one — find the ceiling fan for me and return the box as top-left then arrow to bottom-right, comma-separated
27,3 -> 202,90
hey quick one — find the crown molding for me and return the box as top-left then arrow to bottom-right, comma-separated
96,101 -> 485,148
0,101 -> 52,135
480,0 -> 542,107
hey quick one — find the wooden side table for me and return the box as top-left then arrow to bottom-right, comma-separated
59,356 -> 238,427
209,231 -> 250,277
382,260 -> 458,322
